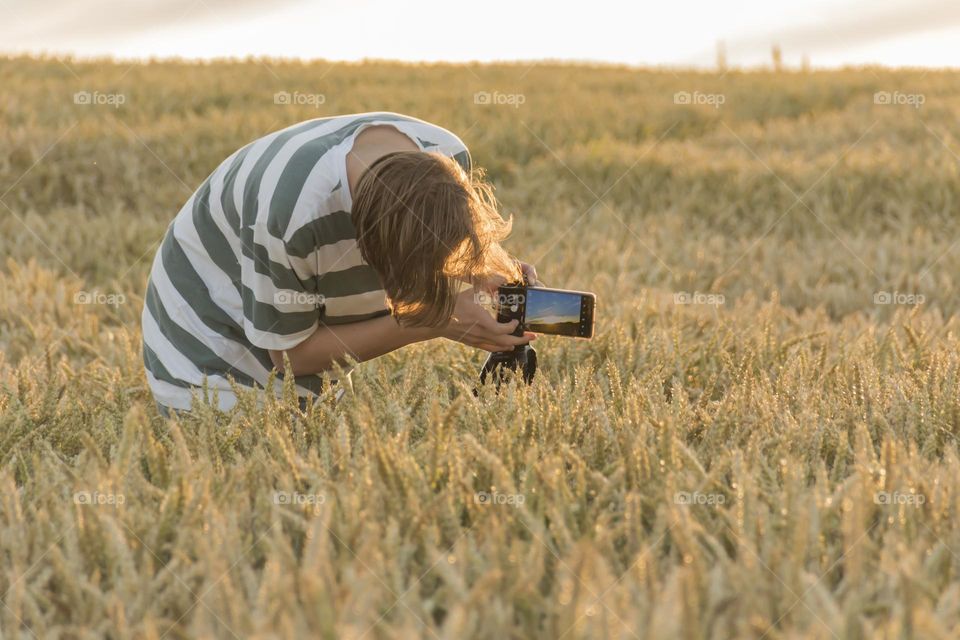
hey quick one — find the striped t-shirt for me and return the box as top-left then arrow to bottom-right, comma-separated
142,112 -> 471,410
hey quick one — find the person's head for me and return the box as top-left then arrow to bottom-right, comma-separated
352,151 -> 520,327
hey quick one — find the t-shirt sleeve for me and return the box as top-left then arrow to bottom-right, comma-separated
452,145 -> 472,173
440,131 -> 472,173
239,221 -> 321,351
397,119 -> 472,172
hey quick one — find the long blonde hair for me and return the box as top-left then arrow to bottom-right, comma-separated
352,151 -> 521,327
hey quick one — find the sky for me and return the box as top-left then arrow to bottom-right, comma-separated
526,290 -> 581,325
2,0 -> 960,68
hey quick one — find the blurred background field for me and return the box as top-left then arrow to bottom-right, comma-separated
2,57 -> 960,638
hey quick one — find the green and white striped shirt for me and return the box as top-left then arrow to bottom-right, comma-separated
143,112 -> 471,410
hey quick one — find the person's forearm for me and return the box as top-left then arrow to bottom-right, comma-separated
269,315 -> 435,376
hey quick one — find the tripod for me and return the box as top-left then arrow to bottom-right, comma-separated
475,270 -> 538,392
476,343 -> 537,392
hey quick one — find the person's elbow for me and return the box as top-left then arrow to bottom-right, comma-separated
268,348 -> 287,371
269,348 -> 313,377
268,348 -> 335,377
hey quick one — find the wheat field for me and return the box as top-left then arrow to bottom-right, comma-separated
2,55 -> 960,639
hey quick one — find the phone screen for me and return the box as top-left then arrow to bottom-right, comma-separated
524,288 -> 588,337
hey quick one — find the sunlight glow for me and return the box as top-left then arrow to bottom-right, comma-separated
2,0 -> 959,68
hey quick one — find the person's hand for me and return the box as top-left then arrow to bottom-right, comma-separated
473,260 -> 542,294
519,261 -> 540,285
436,288 -> 536,352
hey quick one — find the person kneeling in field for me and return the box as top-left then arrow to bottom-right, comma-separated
143,112 -> 538,414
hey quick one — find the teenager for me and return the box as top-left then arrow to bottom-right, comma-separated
143,112 -> 537,412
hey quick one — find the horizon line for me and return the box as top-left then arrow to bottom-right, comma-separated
3,51 -> 960,73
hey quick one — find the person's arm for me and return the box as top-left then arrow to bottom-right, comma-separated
268,314 -> 432,376
270,288 -> 535,376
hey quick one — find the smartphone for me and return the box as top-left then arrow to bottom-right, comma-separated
496,285 -> 596,338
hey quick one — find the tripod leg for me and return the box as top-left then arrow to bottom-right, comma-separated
521,346 -> 537,384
